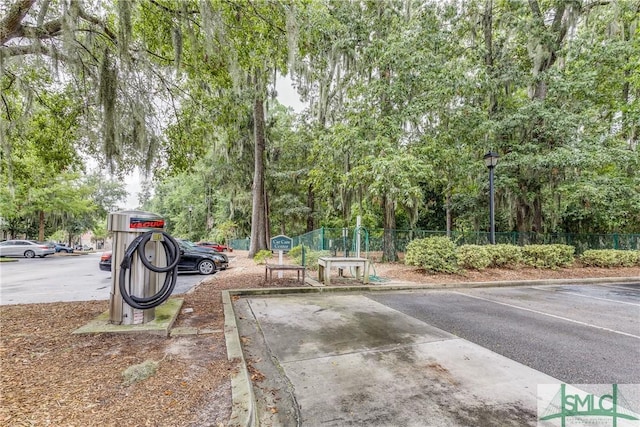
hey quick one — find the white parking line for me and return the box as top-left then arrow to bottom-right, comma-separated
531,286 -> 640,306
451,291 -> 640,340
601,284 -> 640,291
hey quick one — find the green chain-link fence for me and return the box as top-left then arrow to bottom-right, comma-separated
233,229 -> 640,254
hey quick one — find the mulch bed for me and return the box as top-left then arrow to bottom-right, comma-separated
1,252 -> 638,426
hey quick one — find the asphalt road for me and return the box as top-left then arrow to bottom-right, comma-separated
368,283 -> 640,385
0,252 -> 208,305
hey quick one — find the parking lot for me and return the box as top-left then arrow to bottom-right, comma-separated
234,282 -> 640,426
0,253 -> 210,305
369,283 -> 640,384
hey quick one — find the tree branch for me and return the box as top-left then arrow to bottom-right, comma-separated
1,0 -> 117,60
0,0 -> 36,44
550,4 -> 565,36
76,5 -> 117,42
2,92 -> 13,120
148,0 -> 199,15
36,0 -> 51,27
528,0 -> 545,27
0,43 -> 68,61
246,1 -> 286,34
13,18 -> 63,40
583,1 -> 612,13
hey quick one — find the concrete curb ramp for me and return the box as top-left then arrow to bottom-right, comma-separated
223,277 -> 639,426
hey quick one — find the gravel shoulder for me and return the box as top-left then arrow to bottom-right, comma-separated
1,251 -> 638,426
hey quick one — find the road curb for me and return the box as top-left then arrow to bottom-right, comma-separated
223,290 -> 258,427
225,276 -> 639,298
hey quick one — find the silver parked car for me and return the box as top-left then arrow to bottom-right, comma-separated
0,240 -> 56,258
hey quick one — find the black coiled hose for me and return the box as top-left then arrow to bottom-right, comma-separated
118,231 -> 181,310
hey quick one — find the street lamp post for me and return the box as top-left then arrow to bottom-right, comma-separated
188,205 -> 193,236
483,151 -> 499,244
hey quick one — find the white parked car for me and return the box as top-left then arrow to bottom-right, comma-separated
0,240 -> 56,258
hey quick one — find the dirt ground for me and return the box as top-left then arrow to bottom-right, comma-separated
1,251 -> 638,426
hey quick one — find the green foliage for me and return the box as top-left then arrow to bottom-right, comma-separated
2,1 -> 166,174
457,245 -> 492,270
287,245 -> 304,260
404,236 -> 458,273
304,250 -> 331,271
253,250 -> 274,265
47,230 -> 67,244
103,0 -> 640,243
487,244 -> 523,268
7,0 -> 640,245
522,245 -> 575,269
207,220 -> 239,245
580,250 -> 640,268
84,174 -> 128,217
0,81 -> 100,240
92,222 -> 108,248
287,245 -> 329,270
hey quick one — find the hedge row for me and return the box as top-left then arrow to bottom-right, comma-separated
405,237 -> 639,273
580,249 -> 640,267
283,240 -> 639,274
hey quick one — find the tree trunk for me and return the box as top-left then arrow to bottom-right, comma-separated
511,1 -> 568,233
382,194 -> 398,262
265,191 -> 272,241
622,19 -> 637,150
532,195 -> 543,233
248,94 -> 268,258
306,184 -> 315,232
38,210 -> 45,241
445,190 -> 452,237
516,199 -> 529,234
379,60 -> 398,262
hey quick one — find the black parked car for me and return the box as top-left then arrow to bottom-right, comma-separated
175,239 -> 229,270
99,241 -> 227,275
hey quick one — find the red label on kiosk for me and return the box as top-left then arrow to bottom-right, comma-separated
129,218 -> 165,229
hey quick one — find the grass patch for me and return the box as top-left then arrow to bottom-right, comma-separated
122,359 -> 159,386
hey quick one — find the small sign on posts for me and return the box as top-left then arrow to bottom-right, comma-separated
271,235 -> 293,251
270,235 -> 292,278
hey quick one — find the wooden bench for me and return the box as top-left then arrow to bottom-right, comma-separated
265,263 -> 306,283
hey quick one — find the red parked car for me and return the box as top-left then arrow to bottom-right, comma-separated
196,241 -> 232,252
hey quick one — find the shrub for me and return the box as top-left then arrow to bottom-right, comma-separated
580,249 -> 640,267
522,244 -> 575,269
300,250 -> 331,271
253,250 -> 273,265
284,245 -> 329,270
618,250 -> 639,266
457,245 -> 492,270
288,245 -> 303,260
405,236 -> 458,273
487,244 -> 523,268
